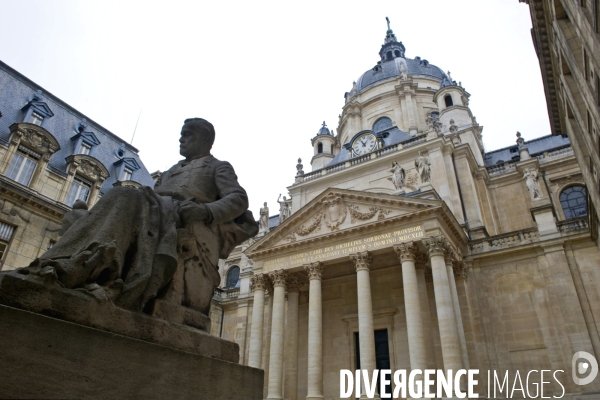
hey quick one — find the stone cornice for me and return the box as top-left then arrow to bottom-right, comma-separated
0,175 -> 70,220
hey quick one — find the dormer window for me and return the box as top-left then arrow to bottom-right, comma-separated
78,142 -> 91,155
63,154 -> 110,207
121,168 -> 132,181
66,176 -> 92,206
21,90 -> 54,127
6,146 -> 39,186
5,124 -> 60,190
113,157 -> 140,182
70,124 -> 100,157
30,112 -> 43,126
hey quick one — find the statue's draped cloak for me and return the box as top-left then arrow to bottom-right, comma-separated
36,186 -> 179,310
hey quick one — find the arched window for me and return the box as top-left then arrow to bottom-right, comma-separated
373,117 -> 392,133
560,186 -> 588,219
445,95 -> 453,107
394,50 -> 401,57
386,51 -> 393,61
226,266 -> 240,288
317,142 -> 323,154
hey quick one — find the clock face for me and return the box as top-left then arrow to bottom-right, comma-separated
352,134 -> 377,156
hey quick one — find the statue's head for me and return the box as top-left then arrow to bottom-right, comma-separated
264,202 -> 267,206
180,118 -> 215,159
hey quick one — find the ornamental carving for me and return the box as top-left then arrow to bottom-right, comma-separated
388,161 -> 406,190
349,251 -> 372,272
250,274 -> 269,292
415,151 -> 431,184
393,242 -> 416,262
523,168 -> 543,200
284,211 -> 323,243
454,262 -> 468,280
347,204 -> 391,223
304,262 -> 325,281
269,269 -> 287,287
66,155 -> 110,182
286,276 -> 303,292
422,236 -> 449,257
322,193 -> 346,231
11,124 -> 60,156
414,254 -> 428,270
426,112 -> 444,135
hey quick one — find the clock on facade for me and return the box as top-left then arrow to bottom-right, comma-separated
352,133 -> 378,156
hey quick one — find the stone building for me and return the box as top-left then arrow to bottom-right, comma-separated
212,21 -> 600,399
520,0 -> 600,236
0,60 -> 155,271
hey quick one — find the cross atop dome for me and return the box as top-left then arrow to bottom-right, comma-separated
379,17 -> 405,61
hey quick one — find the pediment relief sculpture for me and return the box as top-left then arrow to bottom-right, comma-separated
66,155 -> 110,182
10,123 -> 60,156
322,193 -> 346,231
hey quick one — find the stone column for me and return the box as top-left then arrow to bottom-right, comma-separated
393,243 -> 427,371
262,281 -> 274,381
414,254 -> 436,369
248,274 -> 268,368
284,276 -> 302,400
445,253 -> 469,370
349,251 -> 380,400
266,270 -> 287,400
304,262 -> 325,400
422,236 -> 462,373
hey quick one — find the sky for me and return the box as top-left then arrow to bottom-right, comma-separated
0,0 -> 549,217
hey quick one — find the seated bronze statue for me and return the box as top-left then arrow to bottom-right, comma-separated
17,118 -> 258,321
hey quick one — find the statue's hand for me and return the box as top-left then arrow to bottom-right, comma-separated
179,200 -> 209,224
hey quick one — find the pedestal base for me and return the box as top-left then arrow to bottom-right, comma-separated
0,304 -> 264,400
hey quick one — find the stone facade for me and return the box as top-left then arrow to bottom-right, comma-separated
0,61 -> 155,271
212,23 -> 600,399
521,0 -> 600,234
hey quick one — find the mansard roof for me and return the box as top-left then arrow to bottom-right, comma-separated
484,134 -> 571,167
0,60 -> 156,193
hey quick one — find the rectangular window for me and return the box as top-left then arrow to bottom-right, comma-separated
30,113 -> 43,126
5,148 -> 39,186
66,176 -> 92,206
588,110 -> 594,137
121,168 -> 132,181
584,49 -> 590,81
78,143 -> 91,155
0,221 -> 16,264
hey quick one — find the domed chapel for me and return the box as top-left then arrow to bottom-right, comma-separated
212,19 -> 600,399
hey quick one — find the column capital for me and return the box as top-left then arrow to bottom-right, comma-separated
414,253 -> 428,270
422,235 -> 450,257
269,269 -> 288,288
349,251 -> 372,272
250,273 -> 269,292
454,261 -> 469,280
287,276 -> 303,292
304,262 -> 325,280
393,241 -> 417,262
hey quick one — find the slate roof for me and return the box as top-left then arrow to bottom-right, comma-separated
356,57 -> 447,93
483,134 -> 571,167
0,61 -> 155,193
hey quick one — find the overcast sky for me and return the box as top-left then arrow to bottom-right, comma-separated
1,0 -> 547,217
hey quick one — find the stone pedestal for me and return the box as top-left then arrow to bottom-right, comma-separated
0,272 -> 264,400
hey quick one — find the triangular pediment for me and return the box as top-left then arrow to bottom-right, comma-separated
245,188 -> 464,256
